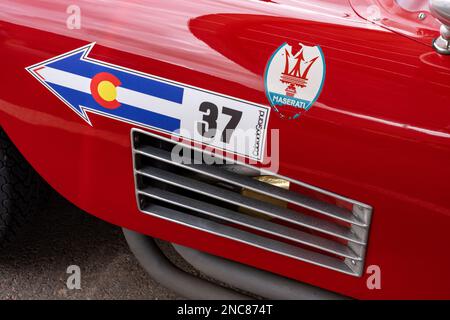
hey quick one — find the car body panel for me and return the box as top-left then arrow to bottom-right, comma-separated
350,0 -> 442,46
0,0 -> 449,298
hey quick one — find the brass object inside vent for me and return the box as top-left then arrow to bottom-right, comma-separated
239,176 -> 290,219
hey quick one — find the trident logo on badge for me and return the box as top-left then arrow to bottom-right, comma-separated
280,47 -> 319,97
265,42 -> 326,119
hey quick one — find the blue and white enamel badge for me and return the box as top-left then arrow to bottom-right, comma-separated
264,42 -> 325,119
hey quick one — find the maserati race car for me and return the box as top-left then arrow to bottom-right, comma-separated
0,0 -> 449,299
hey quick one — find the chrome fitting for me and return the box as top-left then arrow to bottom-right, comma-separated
430,0 -> 450,54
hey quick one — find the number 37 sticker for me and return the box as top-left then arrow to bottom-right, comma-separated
26,43 -> 270,161
181,88 -> 270,161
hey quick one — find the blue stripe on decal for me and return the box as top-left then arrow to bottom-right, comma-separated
47,82 -> 181,132
47,52 -> 184,105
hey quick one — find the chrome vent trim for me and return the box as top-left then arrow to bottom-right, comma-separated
132,128 -> 373,277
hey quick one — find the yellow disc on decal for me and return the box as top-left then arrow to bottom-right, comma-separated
97,80 -> 117,102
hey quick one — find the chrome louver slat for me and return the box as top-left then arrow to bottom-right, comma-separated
140,203 -> 354,274
135,145 -> 366,227
138,187 -> 360,260
136,166 -> 363,244
131,129 -> 373,276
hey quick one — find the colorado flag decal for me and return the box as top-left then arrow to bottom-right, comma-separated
26,43 -> 270,160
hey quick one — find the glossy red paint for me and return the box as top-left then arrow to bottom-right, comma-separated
0,0 -> 449,299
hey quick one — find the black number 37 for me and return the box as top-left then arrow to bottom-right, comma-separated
197,102 -> 242,143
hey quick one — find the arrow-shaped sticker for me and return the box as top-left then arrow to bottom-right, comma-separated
26,43 -> 270,160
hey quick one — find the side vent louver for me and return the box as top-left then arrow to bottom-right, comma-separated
132,129 -> 372,276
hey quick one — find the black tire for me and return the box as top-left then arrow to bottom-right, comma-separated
0,129 -> 45,247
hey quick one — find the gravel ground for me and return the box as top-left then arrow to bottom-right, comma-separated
0,191 -> 180,300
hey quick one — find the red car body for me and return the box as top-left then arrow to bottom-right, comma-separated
0,0 -> 449,299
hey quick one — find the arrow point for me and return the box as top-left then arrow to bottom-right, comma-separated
25,43 -> 100,126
